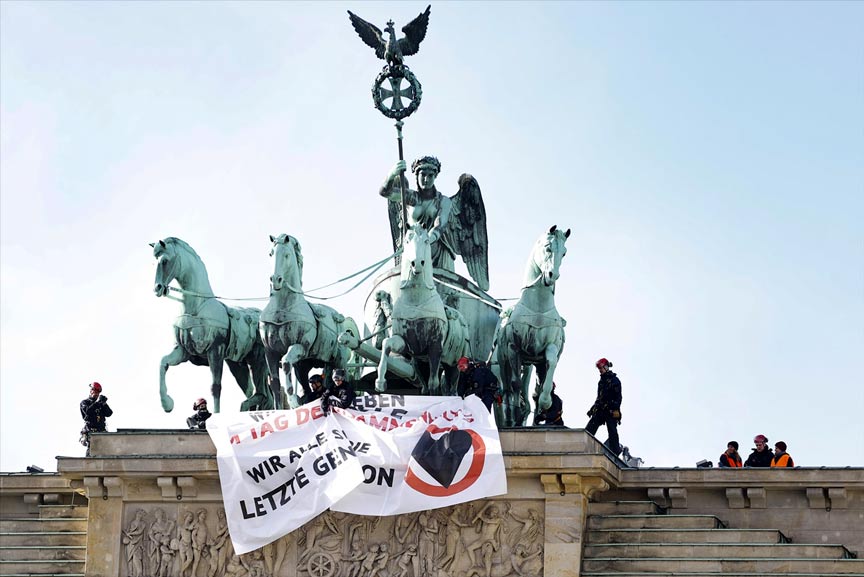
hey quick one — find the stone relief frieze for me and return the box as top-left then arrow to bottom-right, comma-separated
294,501 -> 544,577
121,500 -> 543,577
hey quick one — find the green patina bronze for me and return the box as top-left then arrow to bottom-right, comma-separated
376,226 -> 470,395
380,157 -> 490,291
260,234 -> 360,409
151,238 -> 273,414
496,226 -> 571,427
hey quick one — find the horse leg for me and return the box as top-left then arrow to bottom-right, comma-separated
265,348 -> 285,410
280,343 -> 307,408
428,339 -> 443,396
159,345 -> 189,413
537,344 -> 560,413
505,345 -> 524,427
227,361 -> 260,412
376,335 -> 405,392
207,347 -> 226,413
519,364 -> 534,426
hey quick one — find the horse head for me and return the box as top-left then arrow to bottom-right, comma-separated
268,234 -> 303,293
531,225 -> 571,287
400,225 -> 435,290
151,239 -> 177,297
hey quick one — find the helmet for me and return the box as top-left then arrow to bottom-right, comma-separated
754,434 -> 768,443
90,382 -> 102,393
193,398 -> 207,410
309,374 -> 324,385
595,358 -> 611,368
332,368 -> 346,380
457,356 -> 470,371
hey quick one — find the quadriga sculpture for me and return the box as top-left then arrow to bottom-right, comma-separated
377,225 -> 470,395
259,234 -> 359,408
496,226 -> 570,427
151,238 -> 272,413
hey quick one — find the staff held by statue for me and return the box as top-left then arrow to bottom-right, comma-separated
348,5 -> 430,248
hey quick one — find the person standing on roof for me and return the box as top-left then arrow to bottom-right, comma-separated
80,382 -> 113,455
744,434 -> 774,467
719,441 -> 743,467
770,441 -> 795,467
585,358 -> 622,456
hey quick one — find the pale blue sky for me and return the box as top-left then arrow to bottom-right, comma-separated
2,1 -> 862,471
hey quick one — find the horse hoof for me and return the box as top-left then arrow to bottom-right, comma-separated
162,397 -> 175,413
375,380 -> 387,393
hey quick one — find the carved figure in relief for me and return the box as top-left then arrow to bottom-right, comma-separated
208,508 -> 231,577
392,543 -> 419,577
158,535 -> 177,577
223,551 -> 251,577
368,542 -> 390,577
148,508 -> 172,575
393,512 -> 419,545
510,543 -> 543,577
438,504 -> 472,572
508,508 -> 542,549
417,510 -> 440,575
465,502 -> 508,577
178,511 -> 196,577
190,509 -> 209,577
122,509 -> 147,577
263,534 -> 290,577
343,542 -> 366,577
359,544 -> 380,575
346,515 -> 381,554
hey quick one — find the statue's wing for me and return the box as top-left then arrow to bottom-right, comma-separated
347,11 -> 386,60
398,5 -> 431,57
447,174 -> 489,291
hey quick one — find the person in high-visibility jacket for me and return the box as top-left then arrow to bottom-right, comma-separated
719,441 -> 743,467
770,441 -> 795,467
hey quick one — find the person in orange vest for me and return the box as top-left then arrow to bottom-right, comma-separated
718,441 -> 743,467
770,441 -> 795,467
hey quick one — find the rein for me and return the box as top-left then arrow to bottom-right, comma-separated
166,249 -> 401,303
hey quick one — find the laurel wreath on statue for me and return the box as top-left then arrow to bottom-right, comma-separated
372,65 -> 423,120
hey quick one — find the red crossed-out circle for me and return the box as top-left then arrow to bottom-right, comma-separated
405,424 -> 486,497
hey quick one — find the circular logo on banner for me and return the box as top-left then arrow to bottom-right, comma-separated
405,424 -> 486,497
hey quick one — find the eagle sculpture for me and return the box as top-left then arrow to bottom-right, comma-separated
347,5 -> 431,68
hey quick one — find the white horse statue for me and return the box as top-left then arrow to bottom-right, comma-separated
259,234 -> 359,409
377,226 -> 470,395
496,225 -> 570,427
151,238 -> 272,413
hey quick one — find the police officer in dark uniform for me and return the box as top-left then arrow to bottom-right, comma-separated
186,398 -> 211,429
585,358 -> 622,456
322,369 -> 356,414
80,382 -> 113,454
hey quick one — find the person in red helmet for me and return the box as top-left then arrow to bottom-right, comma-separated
744,434 -> 774,467
79,382 -> 113,455
457,357 -> 499,412
186,398 -> 212,430
585,358 -> 622,456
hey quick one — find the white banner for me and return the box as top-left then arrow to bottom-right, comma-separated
207,394 -> 506,555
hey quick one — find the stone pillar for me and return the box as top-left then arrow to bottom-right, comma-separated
82,476 -> 124,577
540,473 -> 609,577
